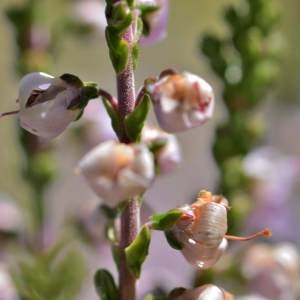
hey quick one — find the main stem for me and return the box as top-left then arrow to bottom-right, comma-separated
116,23 -> 139,300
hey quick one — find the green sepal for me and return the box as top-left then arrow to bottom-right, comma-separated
164,230 -> 183,250
60,73 -> 83,88
100,204 -> 119,220
68,85 -> 98,111
125,226 -> 151,278
109,3 -> 133,33
94,269 -> 118,300
106,26 -> 129,73
124,94 -> 151,142
101,97 -> 122,138
150,209 -> 182,231
111,244 -> 121,271
132,42 -> 139,70
148,139 -> 167,154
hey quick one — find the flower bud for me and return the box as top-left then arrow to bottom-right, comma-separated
78,141 -> 155,206
17,72 -> 87,139
147,72 -> 214,132
170,284 -> 233,300
142,125 -> 181,174
138,0 -> 169,46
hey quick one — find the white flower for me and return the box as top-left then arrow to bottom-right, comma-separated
148,72 -> 214,132
171,284 -> 232,300
78,141 -> 155,206
142,125 -> 181,174
17,72 -> 83,139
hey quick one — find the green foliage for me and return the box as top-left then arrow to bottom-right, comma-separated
124,94 -> 151,142
125,226 -> 151,278
102,97 -> 122,139
13,245 -> 86,300
150,209 -> 182,231
94,269 -> 118,300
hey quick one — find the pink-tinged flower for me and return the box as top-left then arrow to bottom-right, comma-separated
169,284 -> 233,300
147,72 -> 214,132
0,264 -> 19,300
243,147 -> 300,242
169,191 -> 228,269
0,197 -> 23,239
74,0 -> 106,34
16,72 -> 84,139
169,190 -> 271,269
138,0 -> 169,46
241,243 -> 300,300
142,125 -> 181,174
78,141 -> 155,206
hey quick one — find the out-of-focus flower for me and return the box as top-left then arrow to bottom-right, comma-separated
74,197 -> 106,245
169,284 -> 233,300
0,196 -> 23,240
15,72 -> 87,139
147,72 -> 214,133
78,141 -> 155,206
243,146 -> 300,242
241,242 -> 300,300
137,0 -> 169,46
73,0 -> 106,34
142,125 -> 181,174
76,100 -> 116,150
0,264 -> 19,300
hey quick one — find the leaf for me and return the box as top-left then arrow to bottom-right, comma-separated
94,269 -> 118,300
164,230 -> 183,250
124,94 -> 151,142
125,226 -> 151,278
150,209 -> 182,231
102,97 -> 122,138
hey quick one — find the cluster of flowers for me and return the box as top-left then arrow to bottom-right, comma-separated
1,69 -> 214,208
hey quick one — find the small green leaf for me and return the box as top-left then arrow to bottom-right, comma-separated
150,209 -> 182,231
125,226 -> 151,278
124,94 -> 151,142
164,230 -> 183,250
102,97 -> 122,138
94,269 -> 118,300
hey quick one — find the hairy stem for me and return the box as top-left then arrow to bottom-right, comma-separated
114,20 -> 138,300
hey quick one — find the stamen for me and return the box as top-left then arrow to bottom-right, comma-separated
0,110 -> 20,117
225,228 -> 272,241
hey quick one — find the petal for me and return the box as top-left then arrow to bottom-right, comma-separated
18,72 -> 54,109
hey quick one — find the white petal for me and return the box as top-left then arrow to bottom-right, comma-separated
18,72 -> 54,109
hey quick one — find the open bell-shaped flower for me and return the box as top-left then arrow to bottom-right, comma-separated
1,72 -> 97,139
168,190 -> 271,269
77,141 -> 155,206
147,71 -> 214,132
142,125 -> 181,174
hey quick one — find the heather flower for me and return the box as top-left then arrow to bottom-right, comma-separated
147,72 -> 214,132
138,0 -> 169,46
241,243 -> 300,300
169,284 -> 233,300
78,141 -> 155,206
16,72 -> 86,139
142,125 -> 181,174
243,147 -> 300,242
